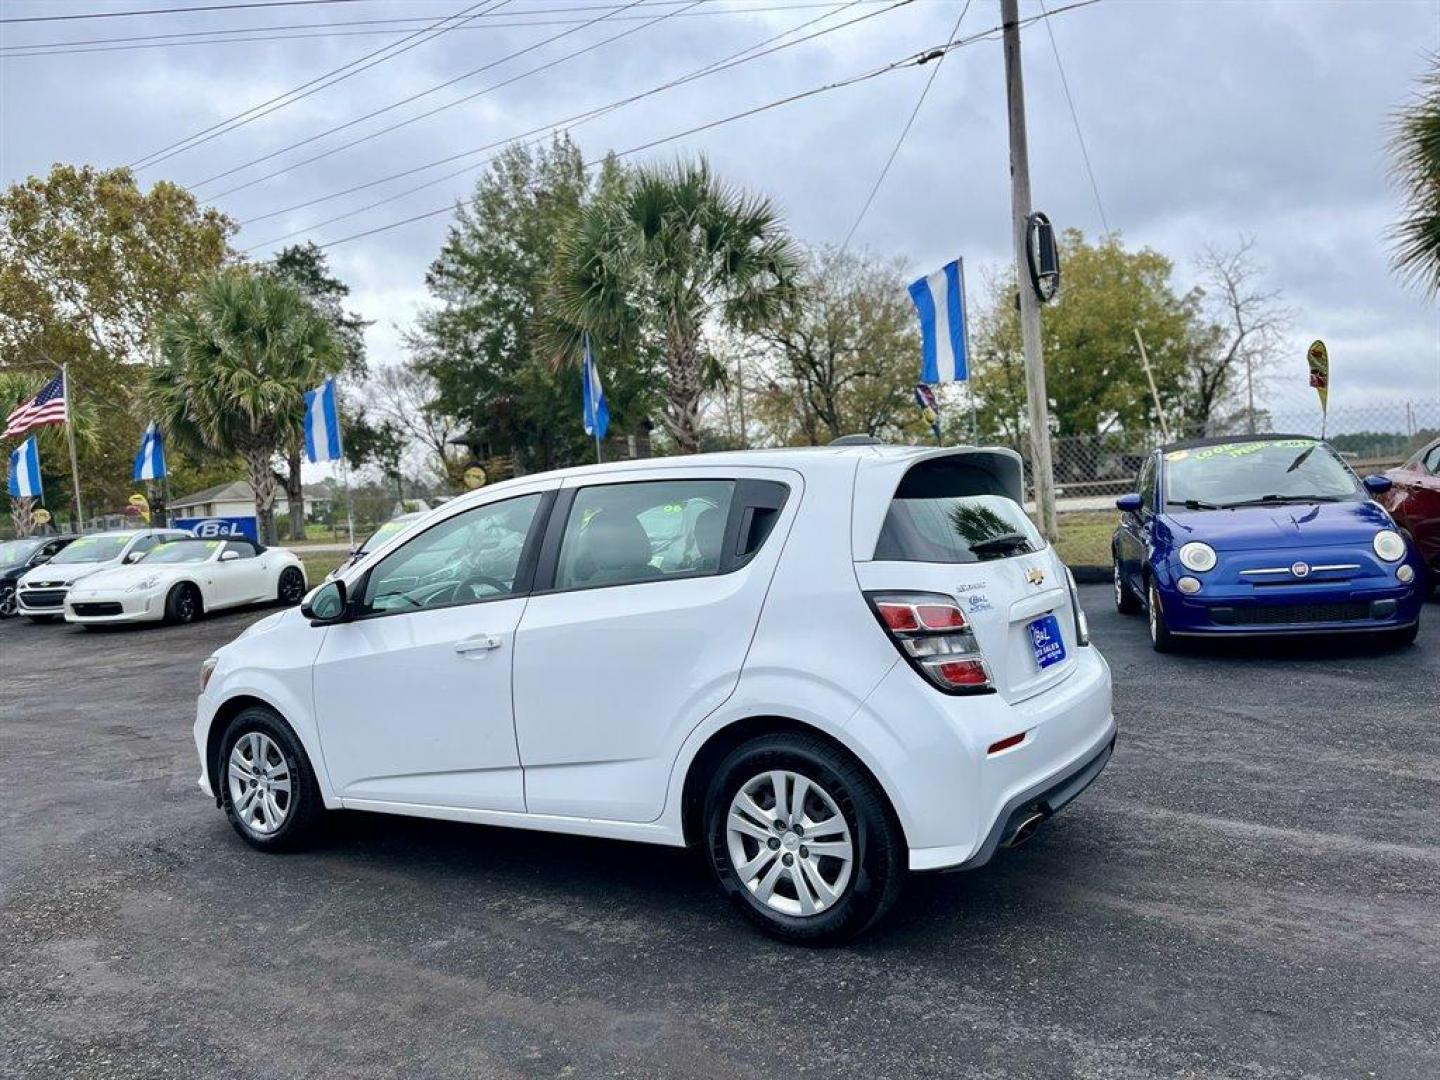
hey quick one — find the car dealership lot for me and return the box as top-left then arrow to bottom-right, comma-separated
2,588 -> 1437,1079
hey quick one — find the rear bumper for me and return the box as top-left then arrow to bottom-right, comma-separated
854,642 -> 1115,872
942,723 -> 1115,872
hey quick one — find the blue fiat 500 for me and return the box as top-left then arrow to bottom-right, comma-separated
1112,435 -> 1425,651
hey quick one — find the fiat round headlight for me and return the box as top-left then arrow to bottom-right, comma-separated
1373,530 -> 1406,562
1178,542 -> 1218,572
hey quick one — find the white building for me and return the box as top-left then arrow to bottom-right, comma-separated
170,481 -> 332,521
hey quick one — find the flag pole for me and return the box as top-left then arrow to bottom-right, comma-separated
61,364 -> 85,533
333,388 -> 355,548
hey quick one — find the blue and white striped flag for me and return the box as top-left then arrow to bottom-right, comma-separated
908,258 -> 969,384
7,435 -> 42,499
133,422 -> 167,481
304,378 -> 344,464
581,334 -> 610,441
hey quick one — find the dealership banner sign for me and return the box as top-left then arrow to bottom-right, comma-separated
174,516 -> 259,542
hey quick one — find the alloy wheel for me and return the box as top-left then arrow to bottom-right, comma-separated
176,587 -> 196,623
725,769 -> 854,917
1113,563 -> 1124,610
1148,585 -> 1159,642
278,568 -> 304,604
0,585 -> 15,618
227,731 -> 292,836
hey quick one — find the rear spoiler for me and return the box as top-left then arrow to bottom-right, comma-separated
850,446 -> 1026,560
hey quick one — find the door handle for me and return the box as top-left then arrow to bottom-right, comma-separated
454,634 -> 502,655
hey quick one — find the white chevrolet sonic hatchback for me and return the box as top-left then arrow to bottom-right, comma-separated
195,445 -> 1115,942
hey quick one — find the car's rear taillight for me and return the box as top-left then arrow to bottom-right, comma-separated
865,591 -> 994,694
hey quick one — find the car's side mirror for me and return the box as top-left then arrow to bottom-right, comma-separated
1116,492 -> 1144,514
301,579 -> 349,624
123,551 -> 144,564
28,553 -> 51,566
220,549 -> 240,561
1362,474 -> 1393,495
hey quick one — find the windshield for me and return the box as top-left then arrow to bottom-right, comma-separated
141,539 -> 220,564
359,517 -> 417,554
1163,439 -> 1361,508
0,538 -> 44,564
49,534 -> 132,564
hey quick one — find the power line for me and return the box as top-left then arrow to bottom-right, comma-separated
0,0 -> 366,25
838,0 -> 969,252
313,3 -> 1098,251
126,1 -> 500,171
243,0 -> 871,248
195,0 -> 664,194
239,0 -> 891,232
0,0 -> 840,56
1038,0 -> 1108,235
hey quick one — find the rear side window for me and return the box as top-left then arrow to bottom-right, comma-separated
874,459 -> 1043,563
555,480 -> 735,590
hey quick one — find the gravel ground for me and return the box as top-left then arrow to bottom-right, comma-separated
2,588 -> 1437,1079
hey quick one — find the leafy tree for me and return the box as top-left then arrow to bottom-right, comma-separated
0,164 -> 233,514
1389,57 -> 1440,295
749,247 -> 930,445
414,138 -> 654,474
267,242 -> 369,539
147,269 -> 340,543
970,230 -> 1211,443
549,156 -> 801,454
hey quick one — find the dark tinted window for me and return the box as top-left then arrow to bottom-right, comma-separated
1138,456 -> 1157,511
363,494 -> 542,614
1422,443 -> 1440,475
874,459 -> 1042,563
555,480 -> 735,590
223,540 -> 258,559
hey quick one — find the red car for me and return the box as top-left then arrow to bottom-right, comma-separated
1381,436 -> 1440,594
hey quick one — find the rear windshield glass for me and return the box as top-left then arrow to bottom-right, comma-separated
874,459 -> 1043,563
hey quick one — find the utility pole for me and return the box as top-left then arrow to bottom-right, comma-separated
1001,0 -> 1057,541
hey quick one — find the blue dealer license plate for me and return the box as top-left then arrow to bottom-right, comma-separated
1028,613 -> 1067,669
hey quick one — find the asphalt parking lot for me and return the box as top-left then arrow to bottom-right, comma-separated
2,586 -> 1437,1079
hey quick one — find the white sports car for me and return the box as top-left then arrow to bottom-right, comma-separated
64,537 -> 307,626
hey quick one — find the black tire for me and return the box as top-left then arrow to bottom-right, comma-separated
219,705 -> 326,852
276,566 -> 306,606
1113,555 -> 1142,615
1148,582 -> 1176,653
0,583 -> 17,619
703,733 -> 905,945
163,582 -> 201,625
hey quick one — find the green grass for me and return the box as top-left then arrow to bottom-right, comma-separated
300,552 -> 346,585
1054,511 -> 1117,568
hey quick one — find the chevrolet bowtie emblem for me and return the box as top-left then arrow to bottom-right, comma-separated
1025,567 -> 1046,586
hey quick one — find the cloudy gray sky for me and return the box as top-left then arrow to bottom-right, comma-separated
3,0 -> 1438,433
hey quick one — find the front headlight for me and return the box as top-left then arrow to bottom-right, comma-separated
127,576 -> 161,593
1373,530 -> 1406,562
200,656 -> 218,693
1178,542 -> 1218,572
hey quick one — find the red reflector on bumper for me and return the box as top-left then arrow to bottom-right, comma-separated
988,732 -> 1026,755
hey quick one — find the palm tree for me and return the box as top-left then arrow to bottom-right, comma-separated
148,268 -> 340,543
1390,58 -> 1440,296
549,157 -> 801,454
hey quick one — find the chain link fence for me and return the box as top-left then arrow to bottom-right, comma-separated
998,398 -> 1440,509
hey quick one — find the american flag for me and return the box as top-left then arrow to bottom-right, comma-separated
4,372 -> 67,438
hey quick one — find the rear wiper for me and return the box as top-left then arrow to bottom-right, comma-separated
969,532 -> 1033,555
1222,494 -> 1344,508
1166,498 -> 1222,510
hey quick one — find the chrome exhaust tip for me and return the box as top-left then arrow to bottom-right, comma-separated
1002,810 -> 1046,849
